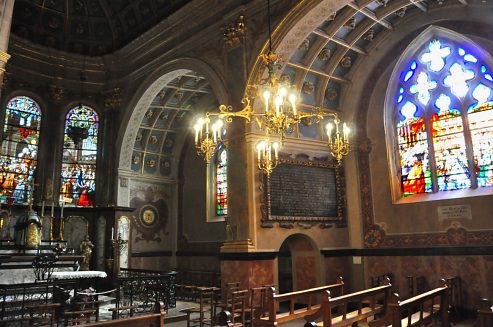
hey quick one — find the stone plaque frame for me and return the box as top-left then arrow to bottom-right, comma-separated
259,156 -> 346,228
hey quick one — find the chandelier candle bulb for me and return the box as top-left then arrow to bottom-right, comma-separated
194,124 -> 200,143
326,122 -> 333,143
289,94 -> 297,116
343,123 -> 349,141
263,90 -> 270,113
205,117 -> 210,134
273,142 -> 279,159
212,125 -> 217,143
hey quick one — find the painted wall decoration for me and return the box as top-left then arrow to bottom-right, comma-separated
130,187 -> 168,242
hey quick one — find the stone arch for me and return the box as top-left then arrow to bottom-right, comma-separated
117,58 -> 228,173
278,233 -> 323,292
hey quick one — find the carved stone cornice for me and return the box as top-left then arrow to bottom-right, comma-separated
0,51 -> 11,73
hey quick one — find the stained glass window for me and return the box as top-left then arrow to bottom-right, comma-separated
0,96 -> 42,204
394,35 -> 493,196
215,145 -> 227,216
60,104 -> 98,207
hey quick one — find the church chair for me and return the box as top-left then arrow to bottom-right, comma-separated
229,289 -> 248,327
181,287 -> 217,327
27,302 -> 61,327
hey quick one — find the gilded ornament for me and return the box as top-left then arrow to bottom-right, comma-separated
395,8 -> 406,17
150,136 -> 158,144
132,155 -> 140,165
340,56 -> 352,68
49,84 -> 65,101
279,74 -> 291,85
174,91 -> 184,100
325,88 -> 338,101
364,29 -> 375,42
145,109 -> 154,119
222,15 -> 246,48
375,0 -> 389,6
318,48 -> 332,61
298,39 -> 310,51
159,111 -> 169,120
302,82 -> 314,94
136,133 -> 143,142
147,159 -> 156,168
344,17 -> 356,30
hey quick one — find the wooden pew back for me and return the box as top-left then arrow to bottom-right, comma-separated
82,301 -> 165,327
312,281 -> 392,327
253,277 -> 344,326
478,298 -> 493,327
370,280 -> 449,327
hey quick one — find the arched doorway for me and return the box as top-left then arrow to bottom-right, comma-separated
278,234 -> 322,293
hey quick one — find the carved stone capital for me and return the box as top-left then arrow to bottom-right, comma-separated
222,15 -> 246,49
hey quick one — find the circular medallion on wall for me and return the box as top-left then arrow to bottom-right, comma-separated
139,205 -> 159,229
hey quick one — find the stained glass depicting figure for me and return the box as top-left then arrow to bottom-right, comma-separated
397,102 -> 432,195
432,95 -> 470,190
60,105 -> 98,207
0,96 -> 42,204
469,102 -> 493,187
393,34 -> 493,197
216,145 -> 227,216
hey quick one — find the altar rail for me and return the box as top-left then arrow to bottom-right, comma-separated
0,280 -> 77,324
115,269 -> 177,314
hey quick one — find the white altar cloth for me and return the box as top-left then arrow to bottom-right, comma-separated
50,270 -> 107,279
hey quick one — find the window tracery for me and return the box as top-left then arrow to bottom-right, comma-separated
394,34 -> 493,196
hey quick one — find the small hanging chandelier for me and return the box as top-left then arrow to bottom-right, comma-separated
193,0 -> 350,173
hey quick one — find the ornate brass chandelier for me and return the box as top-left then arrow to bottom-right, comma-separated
193,0 -> 350,175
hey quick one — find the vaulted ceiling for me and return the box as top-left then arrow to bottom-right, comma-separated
11,0 -> 193,56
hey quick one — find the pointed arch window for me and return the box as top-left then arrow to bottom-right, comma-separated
389,29 -> 493,198
0,96 -> 42,204
60,104 -> 98,207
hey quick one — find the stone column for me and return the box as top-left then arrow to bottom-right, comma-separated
0,0 -> 15,92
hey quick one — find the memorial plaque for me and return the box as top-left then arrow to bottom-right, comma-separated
260,157 -> 346,227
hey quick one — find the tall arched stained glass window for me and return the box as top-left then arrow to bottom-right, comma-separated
215,144 -> 227,216
0,96 -> 42,204
391,28 -> 493,197
60,104 -> 98,207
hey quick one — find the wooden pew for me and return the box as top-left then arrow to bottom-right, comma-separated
252,277 -> 344,326
82,301 -> 165,326
305,280 -> 392,327
369,280 -> 449,327
478,298 -> 493,327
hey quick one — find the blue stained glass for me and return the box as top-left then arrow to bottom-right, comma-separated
398,95 -> 403,103
400,88 -> 404,94
481,65 -> 487,73
464,54 -> 478,63
458,48 -> 465,56
404,70 -> 414,82
485,74 -> 493,81
216,145 -> 228,216
411,61 -> 417,69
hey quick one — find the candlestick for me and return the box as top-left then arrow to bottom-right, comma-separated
60,202 -> 64,218
51,201 -> 54,217
41,201 -> 45,217
111,227 -> 114,240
